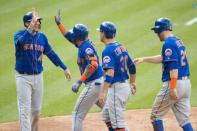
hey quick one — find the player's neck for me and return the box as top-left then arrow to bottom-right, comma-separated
104,39 -> 115,45
164,31 -> 173,40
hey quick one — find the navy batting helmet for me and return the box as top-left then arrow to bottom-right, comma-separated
23,11 -> 42,23
151,18 -> 172,34
97,21 -> 116,38
72,24 -> 88,41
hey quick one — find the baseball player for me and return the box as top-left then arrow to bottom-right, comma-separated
97,21 -> 137,131
14,9 -> 71,131
134,18 -> 193,131
55,10 -> 104,131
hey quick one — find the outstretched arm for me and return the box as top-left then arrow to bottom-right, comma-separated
134,55 -> 162,64
54,9 -> 69,36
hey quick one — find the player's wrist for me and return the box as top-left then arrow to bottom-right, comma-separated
170,77 -> 177,89
140,57 -> 144,62
130,82 -> 136,86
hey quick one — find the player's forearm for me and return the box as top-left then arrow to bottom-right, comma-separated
170,69 -> 178,78
102,82 -> 111,94
143,55 -> 162,64
169,69 -> 178,89
46,50 -> 67,70
57,23 -> 69,36
79,63 -> 98,82
129,74 -> 136,84
102,69 -> 114,94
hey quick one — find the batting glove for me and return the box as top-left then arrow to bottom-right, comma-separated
72,80 -> 82,93
55,9 -> 61,25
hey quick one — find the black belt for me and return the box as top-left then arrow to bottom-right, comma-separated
112,80 -> 126,84
178,76 -> 189,80
17,71 -> 41,75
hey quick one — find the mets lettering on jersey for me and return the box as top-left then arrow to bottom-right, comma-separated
14,29 -> 67,74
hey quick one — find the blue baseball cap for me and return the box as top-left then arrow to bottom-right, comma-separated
23,11 -> 42,23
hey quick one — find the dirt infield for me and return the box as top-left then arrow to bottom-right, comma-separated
0,107 -> 196,131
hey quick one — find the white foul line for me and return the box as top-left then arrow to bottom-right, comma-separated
185,17 -> 197,26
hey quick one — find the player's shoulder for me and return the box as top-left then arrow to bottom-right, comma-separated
164,36 -> 178,48
103,44 -> 113,55
104,42 -> 118,51
14,29 -> 26,36
37,31 -> 47,37
80,39 -> 92,50
80,39 -> 95,55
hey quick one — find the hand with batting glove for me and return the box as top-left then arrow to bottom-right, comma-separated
55,9 -> 61,25
72,80 -> 82,93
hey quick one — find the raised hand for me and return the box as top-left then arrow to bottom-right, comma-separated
55,9 -> 61,25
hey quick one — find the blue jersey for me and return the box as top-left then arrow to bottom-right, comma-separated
161,36 -> 190,82
14,29 -> 67,74
102,42 -> 136,84
65,33 -> 103,82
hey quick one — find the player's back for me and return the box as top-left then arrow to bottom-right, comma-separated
162,36 -> 190,81
102,42 -> 130,83
78,40 -> 103,82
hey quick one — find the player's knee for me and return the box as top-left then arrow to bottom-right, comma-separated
72,111 -> 85,121
32,110 -> 40,120
20,107 -> 31,118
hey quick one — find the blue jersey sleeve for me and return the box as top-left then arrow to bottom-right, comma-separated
102,48 -> 115,70
43,34 -> 52,54
14,30 -> 30,45
127,55 -> 136,74
162,41 -> 178,70
162,42 -> 178,62
43,34 -> 67,70
84,47 -> 96,63
64,30 -> 74,43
